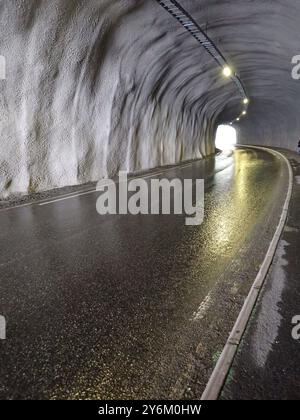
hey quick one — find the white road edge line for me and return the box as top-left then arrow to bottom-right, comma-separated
38,171 -> 174,206
0,161 -> 200,211
201,146 -> 294,401
1,152 -> 233,211
38,162 -> 199,206
39,155 -> 234,207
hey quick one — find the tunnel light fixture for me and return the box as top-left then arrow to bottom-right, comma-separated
243,98 -> 249,105
222,66 -> 233,78
242,110 -> 247,115
156,0 -> 249,102
236,118 -> 240,121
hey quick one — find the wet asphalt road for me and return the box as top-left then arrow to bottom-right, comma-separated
221,153 -> 300,400
0,148 -> 289,399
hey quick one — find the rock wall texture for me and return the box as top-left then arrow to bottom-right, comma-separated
0,0 -> 300,197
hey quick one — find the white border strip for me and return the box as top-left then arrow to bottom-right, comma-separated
38,163 -> 196,206
0,160 -> 199,211
201,146 -> 294,400
1,151 -> 234,211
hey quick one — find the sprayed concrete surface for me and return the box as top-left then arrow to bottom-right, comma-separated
1,1 -> 300,198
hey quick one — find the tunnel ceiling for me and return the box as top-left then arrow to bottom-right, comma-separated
0,0 -> 300,197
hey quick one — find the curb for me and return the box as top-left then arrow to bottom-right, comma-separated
201,146 -> 294,400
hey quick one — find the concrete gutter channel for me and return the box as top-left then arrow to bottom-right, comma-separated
201,146 -> 295,400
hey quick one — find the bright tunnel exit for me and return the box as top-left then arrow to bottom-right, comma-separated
215,125 -> 237,151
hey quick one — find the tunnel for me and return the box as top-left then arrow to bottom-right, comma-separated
0,0 -> 299,197
0,0 -> 300,402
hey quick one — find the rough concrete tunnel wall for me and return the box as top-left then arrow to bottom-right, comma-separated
235,102 -> 300,151
0,0 -> 300,197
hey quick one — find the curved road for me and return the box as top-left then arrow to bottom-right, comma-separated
0,147 -> 289,399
